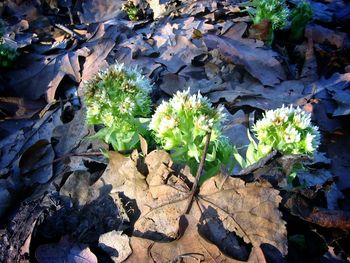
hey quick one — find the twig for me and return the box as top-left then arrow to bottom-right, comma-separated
185,132 -> 211,214
54,24 -> 86,41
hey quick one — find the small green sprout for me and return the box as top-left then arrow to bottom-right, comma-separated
122,1 -> 142,21
84,63 -> 152,151
243,0 -> 290,44
150,89 -> 233,181
246,0 -> 290,30
0,21 -> 18,68
234,105 -> 321,170
289,1 -> 313,42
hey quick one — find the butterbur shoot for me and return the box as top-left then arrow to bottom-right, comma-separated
243,0 -> 290,44
247,0 -> 290,30
122,1 -> 142,21
150,89 -> 233,182
0,21 -> 18,68
84,63 -> 152,151
289,1 -> 313,42
234,105 -> 321,172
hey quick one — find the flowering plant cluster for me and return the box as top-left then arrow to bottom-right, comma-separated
245,0 -> 290,30
122,1 -> 142,21
234,105 -> 321,168
84,63 -> 152,151
150,89 -> 233,180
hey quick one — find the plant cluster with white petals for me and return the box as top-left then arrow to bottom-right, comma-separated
234,105 -> 321,169
150,89 -> 233,181
84,63 -> 152,151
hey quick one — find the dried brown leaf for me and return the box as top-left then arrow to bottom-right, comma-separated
9,49 -> 88,101
19,139 -> 54,185
198,174 -> 288,256
204,26 -> 286,86
35,236 -> 97,263
98,230 -> 132,263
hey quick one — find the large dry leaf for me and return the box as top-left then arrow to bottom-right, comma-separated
208,80 -> 305,110
129,168 -> 285,261
114,150 -> 288,256
204,24 -> 286,86
0,97 -> 46,120
52,109 -> 90,158
130,213 -> 244,262
77,0 -> 123,24
19,139 -> 54,185
8,48 -> 88,101
155,35 -> 204,73
198,175 -> 288,256
0,107 -> 62,172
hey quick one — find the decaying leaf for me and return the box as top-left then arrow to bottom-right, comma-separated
98,230 -> 132,263
77,0 -> 123,24
19,139 -> 54,185
204,23 -> 286,86
35,236 -> 97,263
103,150 -> 287,259
155,35 -> 204,73
130,213 -> 243,262
198,174 -> 288,256
9,49 -> 88,101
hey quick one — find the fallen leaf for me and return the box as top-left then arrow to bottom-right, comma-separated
130,213 -> 245,262
306,208 -> 350,229
59,171 -> 105,207
98,230 -> 132,263
305,24 -> 347,49
103,150 -> 287,258
208,80 -> 305,110
80,24 -> 122,82
0,97 -> 46,120
204,24 -> 286,86
8,48 -> 88,101
155,35 -> 204,73
35,236 -> 98,263
198,174 -> 288,256
51,109 -> 90,158
77,0 -> 123,24
19,139 -> 55,185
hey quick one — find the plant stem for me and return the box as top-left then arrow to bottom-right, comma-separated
185,132 -> 211,214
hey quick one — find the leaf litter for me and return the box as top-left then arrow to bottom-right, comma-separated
0,0 -> 350,262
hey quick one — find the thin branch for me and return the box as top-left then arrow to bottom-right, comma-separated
54,24 -> 86,41
185,132 -> 211,214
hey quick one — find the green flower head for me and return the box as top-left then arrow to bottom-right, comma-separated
150,89 -> 233,180
247,0 -> 290,30
84,63 -> 152,151
253,105 -> 320,155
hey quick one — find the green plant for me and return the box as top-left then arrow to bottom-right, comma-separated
122,1 -> 142,21
245,0 -> 290,30
84,63 -> 153,151
289,1 -> 313,42
234,105 -> 321,169
243,0 -> 290,44
150,89 -> 233,182
0,21 -> 18,68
